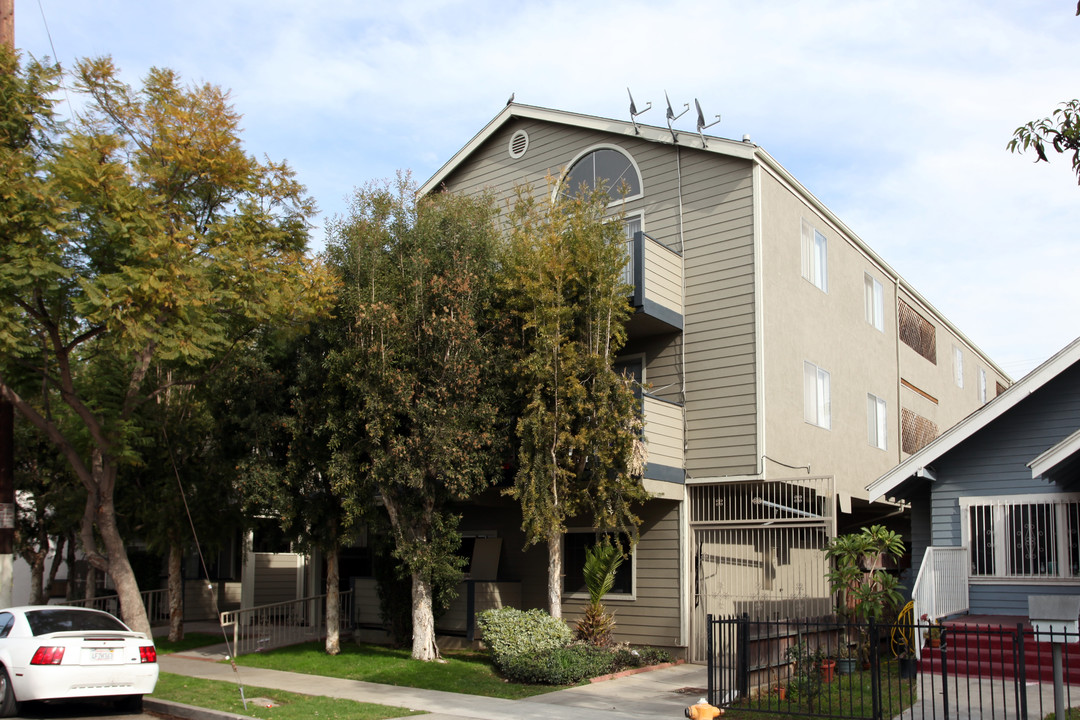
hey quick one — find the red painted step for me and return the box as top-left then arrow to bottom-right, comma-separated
916,620 -> 1080,683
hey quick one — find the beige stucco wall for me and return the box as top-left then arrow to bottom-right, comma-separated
756,169 -> 1010,500
758,170 -> 901,500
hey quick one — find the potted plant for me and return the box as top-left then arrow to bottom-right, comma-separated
835,642 -> 859,675
825,525 -> 905,666
820,656 -> 836,683
785,641 -> 825,703
924,622 -> 943,648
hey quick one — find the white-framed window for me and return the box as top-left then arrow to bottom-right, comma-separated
961,494 -> 1080,579
978,368 -> 988,405
867,394 -> 887,450
864,273 -> 884,331
558,145 -> 643,206
801,219 -> 828,292
953,345 -> 964,388
803,361 -> 831,429
562,530 -> 635,599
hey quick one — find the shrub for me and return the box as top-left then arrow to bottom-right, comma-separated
500,644 -> 616,685
611,644 -> 672,669
476,607 -> 573,667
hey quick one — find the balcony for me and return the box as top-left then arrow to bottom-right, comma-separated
643,393 -> 684,495
625,231 -> 683,337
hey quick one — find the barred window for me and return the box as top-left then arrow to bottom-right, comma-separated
899,300 -> 936,364
962,495 -> 1080,579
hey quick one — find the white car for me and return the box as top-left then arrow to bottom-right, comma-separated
0,606 -> 158,716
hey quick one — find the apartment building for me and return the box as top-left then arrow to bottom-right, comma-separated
416,103 -> 1009,659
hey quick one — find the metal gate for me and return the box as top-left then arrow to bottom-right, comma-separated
690,477 -> 836,661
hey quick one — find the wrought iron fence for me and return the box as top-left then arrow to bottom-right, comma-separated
706,614 -> 1079,720
67,588 -> 170,625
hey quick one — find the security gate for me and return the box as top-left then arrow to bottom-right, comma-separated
691,477 -> 836,661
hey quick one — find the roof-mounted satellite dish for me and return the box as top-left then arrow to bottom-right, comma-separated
627,88 -> 651,135
694,99 -> 721,147
665,91 -> 689,143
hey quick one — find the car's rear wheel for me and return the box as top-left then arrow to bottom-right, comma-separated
115,694 -> 143,713
0,666 -> 19,718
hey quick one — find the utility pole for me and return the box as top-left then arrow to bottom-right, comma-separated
0,0 -> 14,609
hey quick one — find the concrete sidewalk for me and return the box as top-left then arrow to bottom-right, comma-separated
156,651 -> 707,720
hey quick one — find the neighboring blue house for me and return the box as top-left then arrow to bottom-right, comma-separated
867,337 -> 1080,621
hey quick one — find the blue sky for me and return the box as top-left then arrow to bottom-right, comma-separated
11,0 -> 1079,377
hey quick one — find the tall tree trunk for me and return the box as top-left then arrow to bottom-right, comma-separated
411,570 -> 439,662
167,542 -> 183,642
547,529 -> 562,619
380,491 -> 441,661
85,478 -> 151,636
84,565 -> 96,602
45,535 -> 65,602
325,541 -> 340,655
28,550 -> 44,605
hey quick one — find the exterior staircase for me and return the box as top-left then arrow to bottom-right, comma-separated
917,616 -> 1080,684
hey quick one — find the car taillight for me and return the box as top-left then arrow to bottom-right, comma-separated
30,647 -> 65,665
139,646 -> 157,663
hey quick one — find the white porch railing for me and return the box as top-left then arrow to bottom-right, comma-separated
911,546 -> 969,658
67,588 -> 170,625
220,591 -> 354,657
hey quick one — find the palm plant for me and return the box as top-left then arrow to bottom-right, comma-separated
575,540 -> 624,646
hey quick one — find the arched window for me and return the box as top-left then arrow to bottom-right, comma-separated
559,146 -> 642,204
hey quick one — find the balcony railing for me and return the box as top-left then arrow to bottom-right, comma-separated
643,394 -> 683,482
626,231 -> 683,331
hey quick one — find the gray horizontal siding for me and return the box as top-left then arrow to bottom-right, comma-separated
680,146 -> 756,478
442,118 -> 759,480
928,362 -> 1080,546
969,583 -> 1080,615
561,500 -> 683,648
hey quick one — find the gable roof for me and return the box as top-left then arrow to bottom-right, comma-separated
1029,427 -> 1080,486
419,103 -> 757,196
867,335 -> 1080,502
422,102 -> 1010,384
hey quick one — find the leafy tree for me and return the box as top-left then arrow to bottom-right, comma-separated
1008,98 -> 1080,184
321,175 -> 504,661
825,525 -> 905,661
233,329 -> 368,656
501,180 -> 648,619
0,50 -> 332,635
122,366 -> 244,642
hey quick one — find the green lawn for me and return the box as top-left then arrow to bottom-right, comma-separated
152,672 -> 421,720
232,641 -> 554,699
723,660 -> 917,720
154,632 -> 225,654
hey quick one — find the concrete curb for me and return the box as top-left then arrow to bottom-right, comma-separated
589,659 -> 686,684
144,697 -> 251,720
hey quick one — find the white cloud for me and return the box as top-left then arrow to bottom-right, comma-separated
14,0 -> 1080,375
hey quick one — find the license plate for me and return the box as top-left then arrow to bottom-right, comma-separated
86,648 -> 115,663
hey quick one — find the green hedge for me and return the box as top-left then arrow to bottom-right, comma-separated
475,607 -> 574,667
500,644 -> 616,685
476,606 -> 673,685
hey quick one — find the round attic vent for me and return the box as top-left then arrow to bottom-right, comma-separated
508,129 -> 529,159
